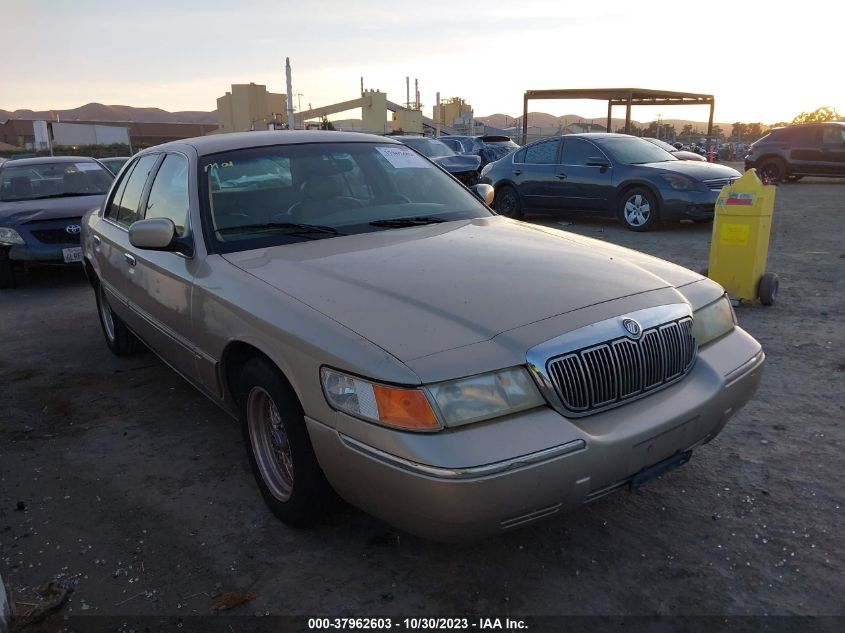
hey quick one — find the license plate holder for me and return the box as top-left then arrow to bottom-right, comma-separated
62,247 -> 82,263
630,450 -> 692,490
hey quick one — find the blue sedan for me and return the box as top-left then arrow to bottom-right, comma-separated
480,133 -> 741,231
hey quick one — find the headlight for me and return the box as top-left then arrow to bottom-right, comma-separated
320,366 -> 545,431
659,173 -> 702,191
320,368 -> 441,431
427,367 -> 544,427
0,227 -> 25,245
693,295 -> 736,346
480,163 -> 493,178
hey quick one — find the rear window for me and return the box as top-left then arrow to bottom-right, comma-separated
0,161 -> 114,202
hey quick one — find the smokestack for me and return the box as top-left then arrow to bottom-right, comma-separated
435,92 -> 441,138
285,57 -> 295,130
415,78 -> 419,110
406,77 -> 410,109
360,76 -> 364,96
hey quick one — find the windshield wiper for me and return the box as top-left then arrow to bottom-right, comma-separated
369,216 -> 447,227
10,192 -> 104,201
215,222 -> 343,237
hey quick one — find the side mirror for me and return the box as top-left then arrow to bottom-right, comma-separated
128,218 -> 193,257
586,157 -> 610,168
472,183 -> 495,206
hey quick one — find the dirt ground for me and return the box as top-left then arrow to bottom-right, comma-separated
1,168 -> 843,629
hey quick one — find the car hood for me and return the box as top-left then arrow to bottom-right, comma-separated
637,160 -> 740,180
222,216 -> 702,362
0,194 -> 105,224
431,154 -> 481,173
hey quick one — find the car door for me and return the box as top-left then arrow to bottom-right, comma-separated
787,126 -> 822,174
820,125 -> 845,175
511,138 -> 562,210
119,152 -> 204,383
554,138 -> 613,211
94,153 -> 161,330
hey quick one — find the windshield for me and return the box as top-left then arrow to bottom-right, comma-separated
101,158 -> 129,173
201,142 -> 492,253
600,137 -> 678,164
399,137 -> 455,158
0,161 -> 114,202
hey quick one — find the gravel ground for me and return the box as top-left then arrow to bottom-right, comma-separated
1,170 -> 843,630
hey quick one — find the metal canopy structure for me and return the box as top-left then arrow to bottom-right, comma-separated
521,88 -> 715,143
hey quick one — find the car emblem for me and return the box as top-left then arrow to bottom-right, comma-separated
622,318 -> 642,339
65,224 -> 81,235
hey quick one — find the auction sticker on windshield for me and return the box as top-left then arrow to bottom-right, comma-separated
376,146 -> 429,168
75,163 -> 102,172
62,247 -> 82,263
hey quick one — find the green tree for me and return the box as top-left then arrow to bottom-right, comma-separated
711,125 -> 724,140
320,115 -> 335,130
792,106 -> 840,124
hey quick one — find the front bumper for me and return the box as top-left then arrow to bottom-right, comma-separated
307,327 -> 765,540
8,241 -> 80,263
659,188 -> 721,221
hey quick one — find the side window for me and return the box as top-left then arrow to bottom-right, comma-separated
144,154 -> 190,235
514,148 -> 526,164
822,126 -> 845,145
105,160 -> 137,221
561,138 -> 601,166
116,154 -> 159,227
523,139 -> 560,164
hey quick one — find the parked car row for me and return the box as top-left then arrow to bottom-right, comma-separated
66,130 -> 765,540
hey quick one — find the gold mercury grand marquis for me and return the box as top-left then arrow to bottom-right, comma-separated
81,131 -> 765,541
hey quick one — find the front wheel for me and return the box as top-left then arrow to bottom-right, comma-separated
493,185 -> 523,219
0,251 -> 16,289
618,188 -> 659,231
758,158 -> 786,183
238,357 -> 336,527
95,279 -> 141,355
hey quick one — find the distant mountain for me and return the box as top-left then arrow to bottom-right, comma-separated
0,103 -> 217,124
478,112 -> 738,133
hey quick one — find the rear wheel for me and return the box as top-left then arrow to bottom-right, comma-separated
493,185 -> 523,219
95,279 -> 141,355
618,187 -> 659,231
758,158 -> 786,183
238,357 -> 336,526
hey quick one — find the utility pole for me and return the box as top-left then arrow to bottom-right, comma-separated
435,92 -> 441,138
285,57 -> 295,130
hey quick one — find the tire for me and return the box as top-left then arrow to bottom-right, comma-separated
237,357 -> 336,527
618,187 -> 659,232
95,279 -> 141,355
758,272 -> 779,306
0,251 -> 16,289
493,185 -> 523,219
758,158 -> 786,183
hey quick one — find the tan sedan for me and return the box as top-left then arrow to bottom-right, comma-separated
81,131 -> 764,540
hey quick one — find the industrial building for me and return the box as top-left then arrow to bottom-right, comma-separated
433,97 -> 473,130
215,83 -> 288,133
0,119 -> 215,150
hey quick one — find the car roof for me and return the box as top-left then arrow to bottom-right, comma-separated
0,155 -> 101,167
145,130 -> 402,157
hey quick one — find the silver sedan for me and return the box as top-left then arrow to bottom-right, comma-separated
81,131 -> 764,540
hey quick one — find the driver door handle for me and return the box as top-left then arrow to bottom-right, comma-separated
556,173 -> 567,179
124,253 -> 136,267
512,169 -> 522,176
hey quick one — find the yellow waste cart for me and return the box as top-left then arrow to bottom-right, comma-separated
707,169 -> 779,305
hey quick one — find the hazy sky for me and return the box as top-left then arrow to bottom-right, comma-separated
1,0 -> 840,124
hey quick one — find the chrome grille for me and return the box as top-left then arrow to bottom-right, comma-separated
704,177 -> 738,190
547,316 -> 696,416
